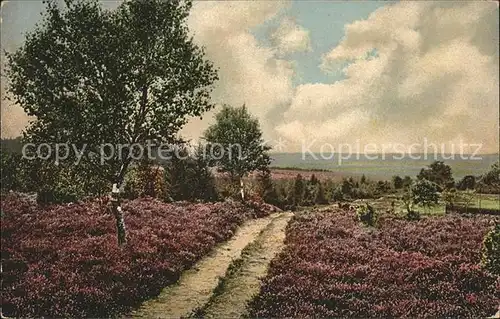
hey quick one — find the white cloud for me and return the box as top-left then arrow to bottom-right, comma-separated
2,1 -> 498,155
278,1 -> 499,153
271,17 -> 311,55
181,0 -> 294,143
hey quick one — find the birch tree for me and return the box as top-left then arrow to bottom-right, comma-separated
203,105 -> 271,201
5,0 -> 218,246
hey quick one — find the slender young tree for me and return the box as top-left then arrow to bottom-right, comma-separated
204,104 -> 271,200
417,161 -> 454,190
314,182 -> 328,205
411,179 -> 439,212
292,174 -> 305,207
5,0 -> 218,246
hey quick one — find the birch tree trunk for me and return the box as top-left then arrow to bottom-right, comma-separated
240,177 -> 245,201
111,163 -> 130,246
111,182 -> 127,246
114,204 -> 127,246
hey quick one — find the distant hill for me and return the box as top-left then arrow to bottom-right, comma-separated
269,152 -> 499,180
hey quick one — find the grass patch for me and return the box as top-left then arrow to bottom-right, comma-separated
358,196 -> 446,217
470,198 -> 500,210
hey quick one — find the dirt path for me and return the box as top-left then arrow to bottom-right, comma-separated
130,212 -> 288,319
197,212 -> 293,318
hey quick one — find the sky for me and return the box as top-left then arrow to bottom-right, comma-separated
1,0 -> 499,154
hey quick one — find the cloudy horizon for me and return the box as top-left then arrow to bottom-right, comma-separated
1,0 -> 499,154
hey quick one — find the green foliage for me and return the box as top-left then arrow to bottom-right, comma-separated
298,175 -> 329,206
6,0 -> 218,186
123,160 -> 167,200
405,210 -> 421,221
165,145 -> 219,202
401,179 -> 438,215
481,223 -> 500,275
481,161 -> 500,185
302,182 -> 316,206
376,180 -> 392,194
349,187 -> 370,199
276,179 -> 293,208
309,174 -> 319,185
291,174 -> 306,206
341,178 -> 355,198
0,137 -> 23,154
314,182 -> 328,205
204,104 -> 271,181
441,188 -> 459,208
360,174 -> 367,184
123,168 -> 142,199
1,152 -> 22,192
401,187 -> 414,213
37,183 -> 81,205
411,179 -> 439,209
417,161 -> 454,190
332,187 -> 344,202
34,160 -> 110,204
3,150 -> 110,204
402,176 -> 412,189
256,170 -> 281,207
215,177 -> 241,201
0,148 -> 30,193
392,175 -> 403,189
442,188 -> 476,213
457,175 -> 476,190
356,203 -> 378,227
330,176 -> 392,201
477,161 -> 500,194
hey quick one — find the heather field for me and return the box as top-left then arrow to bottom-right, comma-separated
2,0 -> 499,318
248,208 -> 499,318
0,194 -> 271,318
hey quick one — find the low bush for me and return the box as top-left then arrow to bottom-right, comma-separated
332,187 -> 344,201
215,176 -> 241,200
256,170 -> 281,207
165,146 -> 219,202
123,162 -> 167,200
35,164 -> 103,205
1,194 -> 270,318
37,185 -> 80,204
0,152 -> 22,192
405,210 -> 421,221
481,223 -> 500,275
8,157 -> 111,204
356,203 -> 378,226
314,182 -> 329,205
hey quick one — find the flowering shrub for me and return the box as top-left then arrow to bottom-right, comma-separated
481,223 -> 500,275
123,163 -> 167,200
249,209 -> 499,318
356,203 -> 378,226
1,194 -> 269,317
